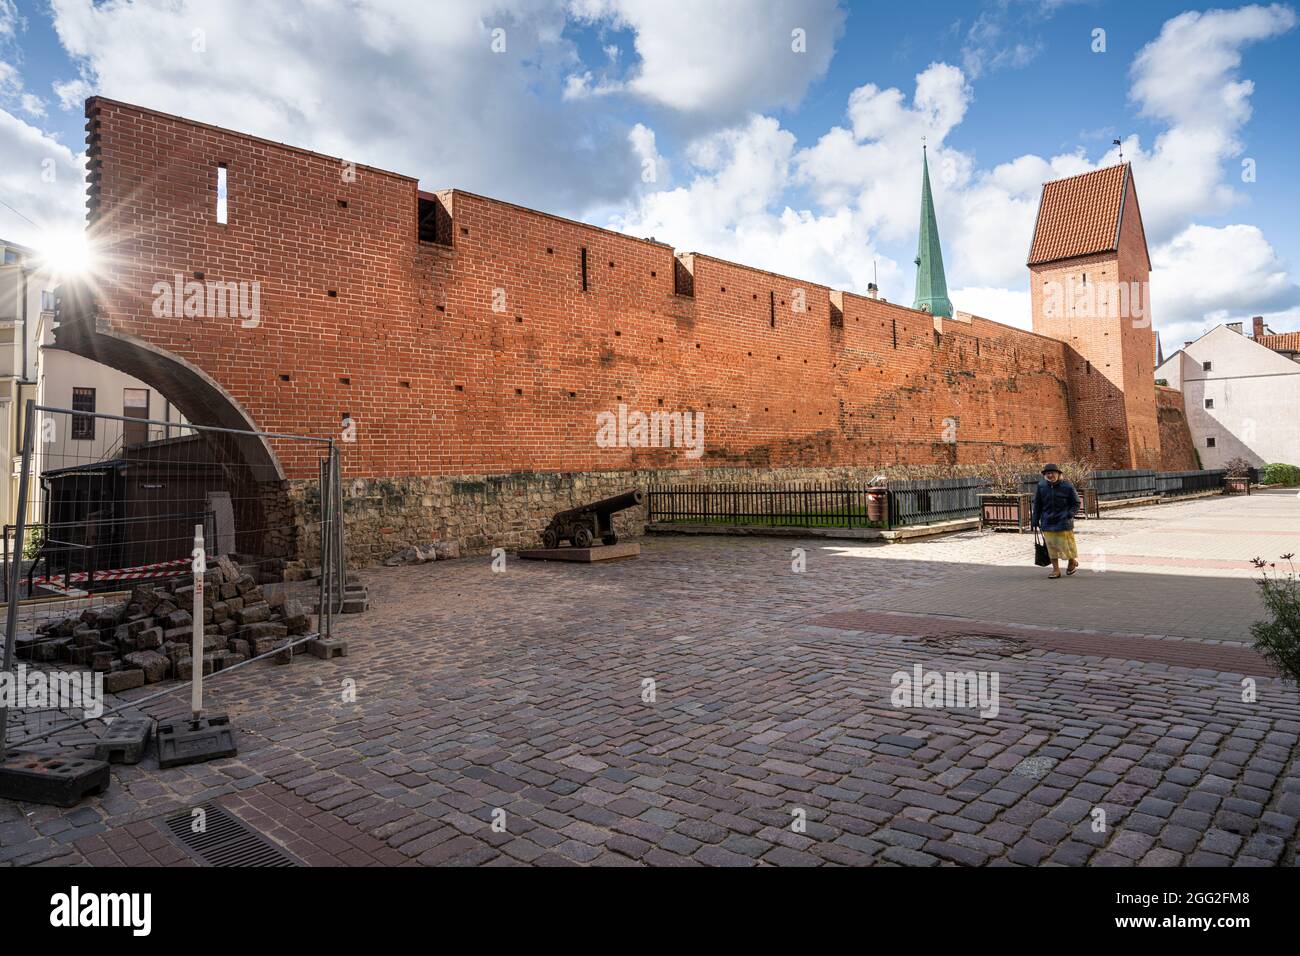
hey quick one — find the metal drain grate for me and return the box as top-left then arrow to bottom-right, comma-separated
164,803 -> 299,867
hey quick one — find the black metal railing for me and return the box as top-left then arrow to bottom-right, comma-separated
647,467 -> 1230,535
1091,469 -> 1157,500
647,484 -> 882,528
1156,469 -> 1226,497
888,477 -> 990,527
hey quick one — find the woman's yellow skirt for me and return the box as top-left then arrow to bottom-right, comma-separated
1042,530 -> 1078,561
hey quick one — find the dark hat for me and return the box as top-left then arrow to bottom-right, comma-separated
1041,463 -> 1062,475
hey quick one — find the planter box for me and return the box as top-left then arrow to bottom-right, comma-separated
1224,477 -> 1252,496
1076,487 -> 1100,519
980,493 -> 1032,531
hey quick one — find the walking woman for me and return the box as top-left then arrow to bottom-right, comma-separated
1031,463 -> 1081,579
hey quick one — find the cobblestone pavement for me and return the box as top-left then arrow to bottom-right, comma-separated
2,491 -> 1298,867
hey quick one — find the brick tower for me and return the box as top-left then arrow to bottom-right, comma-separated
1028,164 -> 1161,469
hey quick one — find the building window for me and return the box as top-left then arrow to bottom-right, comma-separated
1204,398 -> 1214,409
216,164 -> 228,224
1089,437 -> 1096,453
1206,436 -> 1216,448
72,387 -> 96,440
123,388 -> 150,446
1202,360 -> 1212,371
41,290 -> 56,312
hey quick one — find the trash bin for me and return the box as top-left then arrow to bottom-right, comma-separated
866,486 -> 888,524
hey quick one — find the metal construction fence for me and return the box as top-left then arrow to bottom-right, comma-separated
0,401 -> 346,749
648,468 -> 1230,531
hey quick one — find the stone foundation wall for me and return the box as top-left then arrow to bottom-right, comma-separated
288,465 -> 979,566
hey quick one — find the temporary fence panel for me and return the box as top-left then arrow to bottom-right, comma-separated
0,401 -> 339,748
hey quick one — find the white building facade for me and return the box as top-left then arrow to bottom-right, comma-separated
1,238 -> 186,531
1156,323 -> 1300,469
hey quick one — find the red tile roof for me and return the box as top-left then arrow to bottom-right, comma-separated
1258,331 -> 1300,353
1027,164 -> 1130,266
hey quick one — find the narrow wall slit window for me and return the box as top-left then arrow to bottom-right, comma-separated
72,387 -> 96,440
216,164 -> 228,224
580,247 -> 588,292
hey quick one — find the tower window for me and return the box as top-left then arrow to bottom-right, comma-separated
1206,436 -> 1216,448
1202,360 -> 1212,371
1204,398 -> 1214,409
216,164 -> 228,224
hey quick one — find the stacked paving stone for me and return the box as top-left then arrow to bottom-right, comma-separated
19,555 -> 312,693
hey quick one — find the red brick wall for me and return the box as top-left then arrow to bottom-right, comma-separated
1156,385 -> 1198,471
80,98 -> 1076,483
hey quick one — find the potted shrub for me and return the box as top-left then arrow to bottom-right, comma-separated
1060,459 -> 1099,518
979,462 -> 1033,531
1224,456 -> 1253,495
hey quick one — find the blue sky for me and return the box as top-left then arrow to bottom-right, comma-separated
2,0 -> 1298,345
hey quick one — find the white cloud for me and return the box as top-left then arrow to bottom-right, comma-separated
950,286 -> 1032,330
0,0 -> 19,41
567,0 -> 844,116
612,5 -> 1299,337
0,108 -> 87,248
19,91 -> 45,117
53,77 -> 91,111
608,113 -> 903,296
1152,223 -> 1300,345
1123,3 -> 1299,242
46,0 -> 644,214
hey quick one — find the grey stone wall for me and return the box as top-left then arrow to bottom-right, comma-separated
286,466 -> 896,567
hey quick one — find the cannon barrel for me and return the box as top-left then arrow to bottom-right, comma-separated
554,489 -> 643,520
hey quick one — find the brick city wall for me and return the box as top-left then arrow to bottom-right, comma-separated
77,98 -> 1083,561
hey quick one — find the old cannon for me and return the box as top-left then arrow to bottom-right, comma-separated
540,489 -> 644,549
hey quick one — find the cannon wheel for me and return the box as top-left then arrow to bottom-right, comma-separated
602,532 -> 618,546
541,528 -> 559,549
573,526 -> 594,549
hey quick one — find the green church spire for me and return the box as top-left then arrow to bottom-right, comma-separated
912,144 -> 953,319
